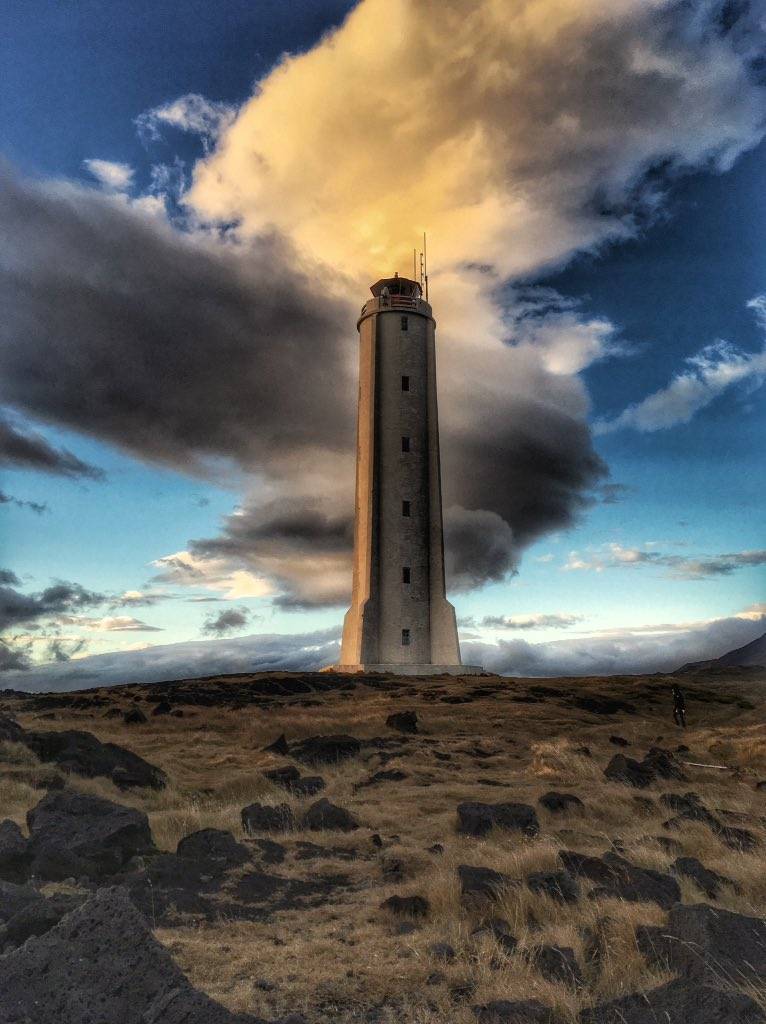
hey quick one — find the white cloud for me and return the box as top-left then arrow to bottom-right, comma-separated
83,159 -> 134,192
136,94 -> 236,151
151,550 -> 272,600
596,297 -> 766,433
462,610 -> 766,677
480,613 -> 583,630
564,543 -> 766,578
59,614 -> 163,632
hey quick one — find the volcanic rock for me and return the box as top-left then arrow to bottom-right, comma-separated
538,792 -> 584,814
176,828 -> 251,869
1,886 -> 261,1023
672,856 -> 738,899
301,798 -> 359,832
26,790 -> 155,879
21,727 -> 166,789
0,819 -> 30,882
526,869 -> 580,904
531,944 -> 584,987
241,803 -> 295,834
123,708 -> 147,725
457,801 -> 539,837
474,999 -> 565,1024
386,710 -> 418,734
459,864 -> 514,901
380,894 -> 430,917
292,734 -> 361,765
263,733 -> 290,755
580,978 -> 764,1023
603,754 -> 653,789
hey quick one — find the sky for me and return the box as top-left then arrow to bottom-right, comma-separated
1,0 -> 764,690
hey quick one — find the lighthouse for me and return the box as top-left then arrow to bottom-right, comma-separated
336,273 -> 481,675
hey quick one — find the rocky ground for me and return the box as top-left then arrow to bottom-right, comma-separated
1,666 -> 766,1023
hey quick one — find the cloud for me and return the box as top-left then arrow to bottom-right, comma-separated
3,0 -> 766,606
0,490 -> 48,514
1,628 -> 341,691
0,581 -> 105,631
152,551 -> 272,600
202,606 -> 250,636
596,299 -> 766,433
59,615 -> 164,633
564,543 -> 766,578
0,415 -> 104,480
83,159 -> 135,191
45,637 -> 88,663
111,590 -> 170,608
480,613 -> 583,630
136,94 -> 236,151
462,610 -> 766,677
0,570 -> 20,586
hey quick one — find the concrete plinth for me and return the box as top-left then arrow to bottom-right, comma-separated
328,663 -> 485,676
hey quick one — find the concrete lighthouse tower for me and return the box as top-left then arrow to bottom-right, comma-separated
337,273 -> 480,675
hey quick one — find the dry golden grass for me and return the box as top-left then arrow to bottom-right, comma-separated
2,667 -> 765,1021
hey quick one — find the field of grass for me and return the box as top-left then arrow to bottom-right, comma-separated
2,666 -> 765,1022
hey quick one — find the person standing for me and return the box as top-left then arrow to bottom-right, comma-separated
672,684 -> 686,728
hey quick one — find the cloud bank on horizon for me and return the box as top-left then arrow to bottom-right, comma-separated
1,0 -> 765,679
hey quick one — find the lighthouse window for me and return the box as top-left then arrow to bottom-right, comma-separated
402,500 -> 411,517
402,566 -> 411,584
401,375 -> 410,391
401,436 -> 410,452
401,316 -> 408,331
401,628 -> 411,646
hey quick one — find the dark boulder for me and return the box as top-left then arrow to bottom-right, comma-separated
457,801 -> 539,837
526,870 -> 580,904
380,893 -> 429,917
26,791 -> 155,879
291,734 -> 361,765
264,765 -> 300,786
289,775 -> 326,797
0,879 -> 42,923
660,790 -> 717,826
0,713 -> 24,743
1,886 -> 262,1023
580,978 -> 764,1023
589,852 -> 680,909
538,792 -> 584,814
0,819 -> 30,882
642,746 -> 685,780
22,728 -> 166,789
459,864 -> 514,901
428,941 -> 456,961
263,733 -> 290,755
530,945 -> 584,987
472,917 -> 517,953
386,710 -> 418,734
672,856 -> 738,899
608,736 -> 629,747
655,902 -> 766,985
363,769 -> 408,786
241,803 -> 294,834
176,828 -> 250,869
603,754 -> 653,788
0,892 -> 84,951
123,708 -> 147,725
301,798 -> 358,832
558,850 -> 617,886
151,700 -> 173,716
474,1000 -> 565,1024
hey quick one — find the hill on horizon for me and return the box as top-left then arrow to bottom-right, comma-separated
677,630 -> 766,674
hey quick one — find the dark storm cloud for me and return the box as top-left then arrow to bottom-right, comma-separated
0,415 -> 103,480
0,165 -> 355,478
0,639 -> 32,672
0,570 -> 21,586
0,581 -> 105,631
202,606 -> 250,636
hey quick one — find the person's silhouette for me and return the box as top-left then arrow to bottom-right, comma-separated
672,684 -> 686,728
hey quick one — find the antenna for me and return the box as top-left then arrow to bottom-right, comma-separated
423,232 -> 429,303
413,248 -> 417,282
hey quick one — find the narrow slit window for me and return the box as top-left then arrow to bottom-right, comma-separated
401,436 -> 410,453
401,375 -> 410,391
402,500 -> 411,517
401,628 -> 411,646
402,566 -> 411,584
401,316 -> 408,331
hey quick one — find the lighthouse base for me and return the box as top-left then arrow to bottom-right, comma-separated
325,663 -> 485,677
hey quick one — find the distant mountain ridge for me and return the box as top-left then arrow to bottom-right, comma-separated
676,631 -> 766,674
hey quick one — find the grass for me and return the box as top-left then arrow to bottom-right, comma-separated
1,667 -> 765,1021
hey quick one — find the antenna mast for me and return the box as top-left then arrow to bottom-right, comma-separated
423,232 -> 429,303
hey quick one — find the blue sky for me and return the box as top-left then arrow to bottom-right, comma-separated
1,0 -> 764,686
